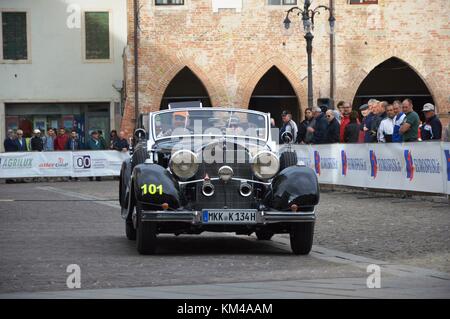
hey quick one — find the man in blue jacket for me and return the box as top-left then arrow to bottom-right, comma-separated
66,130 -> 81,150
87,131 -> 104,150
420,103 -> 442,141
112,131 -> 129,152
3,129 -> 18,152
325,110 -> 340,144
307,107 -> 328,144
87,131 -> 104,181
392,100 -> 406,143
14,129 -> 28,151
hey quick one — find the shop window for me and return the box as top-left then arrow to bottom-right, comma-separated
1,11 -> 28,61
155,0 -> 185,5
84,11 -> 110,60
268,0 -> 297,5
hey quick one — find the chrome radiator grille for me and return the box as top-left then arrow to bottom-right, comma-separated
194,180 -> 254,210
193,144 -> 255,209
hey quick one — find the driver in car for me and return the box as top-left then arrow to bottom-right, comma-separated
157,111 -> 190,138
227,116 -> 245,136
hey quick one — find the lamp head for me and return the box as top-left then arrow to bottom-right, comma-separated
303,16 -> 312,33
329,15 -> 336,33
283,16 -> 291,30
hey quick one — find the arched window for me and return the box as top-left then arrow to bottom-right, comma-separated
249,66 -> 300,128
160,67 -> 211,110
353,57 -> 435,116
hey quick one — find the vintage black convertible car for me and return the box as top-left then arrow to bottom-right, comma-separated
119,107 -> 319,255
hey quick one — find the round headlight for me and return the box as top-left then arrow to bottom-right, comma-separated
251,151 -> 280,180
169,150 -> 199,180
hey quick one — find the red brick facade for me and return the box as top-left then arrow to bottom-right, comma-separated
122,0 -> 450,134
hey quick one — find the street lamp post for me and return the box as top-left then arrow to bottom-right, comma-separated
284,0 -> 335,109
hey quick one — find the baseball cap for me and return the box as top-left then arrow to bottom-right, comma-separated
281,110 -> 291,116
422,103 -> 435,112
33,129 -> 41,134
359,104 -> 369,111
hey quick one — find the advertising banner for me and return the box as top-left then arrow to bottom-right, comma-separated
1,144 -> 449,195
0,151 -> 129,178
443,145 -> 450,195
293,142 -> 450,195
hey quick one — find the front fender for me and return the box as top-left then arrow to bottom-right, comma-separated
119,158 -> 132,208
267,165 -> 320,210
133,164 -> 184,210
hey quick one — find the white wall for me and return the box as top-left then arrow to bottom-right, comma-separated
0,0 -> 127,102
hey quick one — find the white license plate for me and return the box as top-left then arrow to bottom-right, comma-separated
202,210 -> 257,224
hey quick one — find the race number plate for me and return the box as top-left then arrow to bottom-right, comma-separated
202,210 -> 257,224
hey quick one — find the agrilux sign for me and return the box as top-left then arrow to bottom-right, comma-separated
0,151 -> 129,179
0,157 -> 33,169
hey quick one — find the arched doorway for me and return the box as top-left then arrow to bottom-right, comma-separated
353,57 -> 435,118
160,67 -> 212,110
249,66 -> 300,128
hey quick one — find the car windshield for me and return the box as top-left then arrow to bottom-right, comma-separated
153,109 -> 268,141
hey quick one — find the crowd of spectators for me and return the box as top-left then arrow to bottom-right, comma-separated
3,128 -> 130,183
278,98 -> 448,145
3,128 -> 129,153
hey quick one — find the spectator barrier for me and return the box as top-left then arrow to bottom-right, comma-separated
1,144 -> 449,195
0,151 -> 129,178
293,142 -> 450,195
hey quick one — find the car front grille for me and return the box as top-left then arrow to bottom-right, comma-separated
193,180 -> 255,210
193,143 -> 256,209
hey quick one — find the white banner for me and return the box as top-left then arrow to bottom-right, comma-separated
293,142 -> 450,195
1,144 -> 449,195
0,151 -> 129,178
443,145 -> 450,195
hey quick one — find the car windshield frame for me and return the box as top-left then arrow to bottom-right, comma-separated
151,108 -> 270,142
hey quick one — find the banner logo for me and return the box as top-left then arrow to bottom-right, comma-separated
445,150 -> 450,182
369,150 -> 378,179
0,157 -> 33,169
73,155 -> 91,169
341,150 -> 348,176
314,151 -> 321,175
404,150 -> 415,181
39,157 -> 69,169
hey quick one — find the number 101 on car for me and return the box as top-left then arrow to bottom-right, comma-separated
141,184 -> 163,195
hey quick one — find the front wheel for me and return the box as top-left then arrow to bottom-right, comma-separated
125,220 -> 136,241
290,223 -> 314,255
136,204 -> 157,255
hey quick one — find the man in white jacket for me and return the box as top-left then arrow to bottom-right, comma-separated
377,104 -> 396,143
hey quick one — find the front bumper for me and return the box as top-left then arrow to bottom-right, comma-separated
140,210 -> 315,224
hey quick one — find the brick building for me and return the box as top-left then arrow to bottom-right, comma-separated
121,0 -> 449,134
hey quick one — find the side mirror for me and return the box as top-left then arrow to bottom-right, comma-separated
128,137 -> 134,156
281,131 -> 294,144
134,128 -> 147,141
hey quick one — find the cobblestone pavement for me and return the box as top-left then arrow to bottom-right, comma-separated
0,180 -> 448,297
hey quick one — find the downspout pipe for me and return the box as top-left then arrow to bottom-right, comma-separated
329,0 -> 335,106
134,0 -> 139,128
